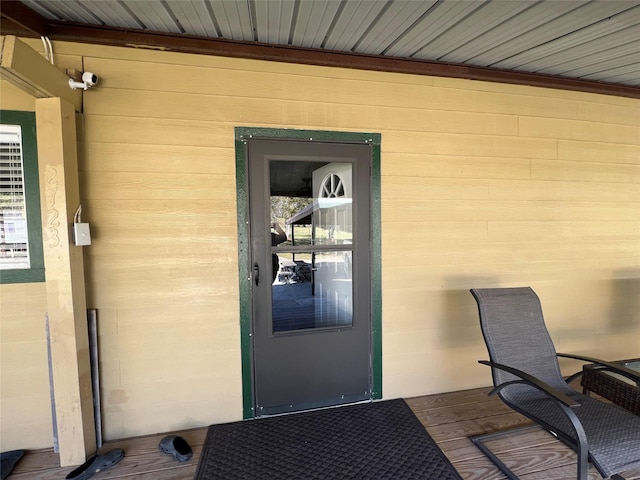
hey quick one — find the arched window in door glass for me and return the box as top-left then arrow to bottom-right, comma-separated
320,173 -> 345,199
316,170 -> 351,245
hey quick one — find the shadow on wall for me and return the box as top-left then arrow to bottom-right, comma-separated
609,270 -> 640,332
441,277 -> 500,347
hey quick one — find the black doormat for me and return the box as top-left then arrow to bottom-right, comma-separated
194,399 -> 463,480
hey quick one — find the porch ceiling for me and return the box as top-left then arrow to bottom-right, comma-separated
1,1 -> 639,98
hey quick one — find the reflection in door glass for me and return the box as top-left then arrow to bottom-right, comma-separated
270,161 -> 353,333
271,251 -> 353,333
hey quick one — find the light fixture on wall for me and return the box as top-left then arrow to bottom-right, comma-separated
68,72 -> 99,90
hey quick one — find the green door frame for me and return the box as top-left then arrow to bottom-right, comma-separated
235,127 -> 382,419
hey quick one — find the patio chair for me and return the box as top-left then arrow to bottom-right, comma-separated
469,287 -> 640,480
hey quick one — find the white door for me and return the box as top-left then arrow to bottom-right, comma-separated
312,163 -> 353,327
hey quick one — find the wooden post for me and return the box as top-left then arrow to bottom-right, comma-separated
36,97 -> 96,466
1,36 -> 82,110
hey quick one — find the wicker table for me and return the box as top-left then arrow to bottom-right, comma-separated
581,358 -> 640,415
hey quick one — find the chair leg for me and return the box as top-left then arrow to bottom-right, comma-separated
471,425 -> 595,480
470,425 -> 541,480
576,439 -> 588,480
559,406 -> 589,480
471,435 -> 519,480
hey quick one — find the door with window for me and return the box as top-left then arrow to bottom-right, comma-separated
248,137 -> 372,415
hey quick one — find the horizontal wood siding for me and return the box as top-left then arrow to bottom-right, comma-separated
9,38 -> 640,443
0,283 -> 51,450
76,64 -> 243,438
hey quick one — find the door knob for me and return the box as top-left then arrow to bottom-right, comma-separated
253,263 -> 260,285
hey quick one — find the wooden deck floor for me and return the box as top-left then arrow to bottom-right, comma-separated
8,386 -> 640,480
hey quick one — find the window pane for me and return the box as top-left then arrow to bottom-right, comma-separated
0,125 -> 30,270
269,160 -> 354,334
272,251 -> 353,333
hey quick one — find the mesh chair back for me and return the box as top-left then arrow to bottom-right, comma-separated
470,287 -> 569,392
471,286 -> 640,479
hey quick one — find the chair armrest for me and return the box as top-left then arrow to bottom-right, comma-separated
557,353 -> 640,386
479,360 -> 580,408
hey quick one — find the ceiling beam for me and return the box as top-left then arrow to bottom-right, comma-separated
1,36 -> 82,111
0,0 -> 48,36
4,8 -> 639,99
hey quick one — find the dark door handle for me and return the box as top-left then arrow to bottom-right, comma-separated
254,263 -> 259,285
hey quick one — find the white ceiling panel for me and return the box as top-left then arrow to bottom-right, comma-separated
491,3 -> 640,69
354,0 -> 439,55
22,0 -> 102,25
560,51 -> 640,79
209,0 -> 253,40
587,65 -> 640,85
113,1 -> 180,34
75,1 -> 147,30
383,0 -> 478,57
323,0 -> 387,51
440,0 -> 582,63
532,31 -> 639,75
166,0 -> 220,37
253,0 -> 296,44
413,1 -> 535,61
291,0 -> 341,48
473,2 -> 637,67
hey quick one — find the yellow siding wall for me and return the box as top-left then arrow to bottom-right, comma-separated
5,39 -> 639,445
0,81 -> 52,450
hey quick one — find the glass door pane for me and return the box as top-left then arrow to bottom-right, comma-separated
270,161 -> 353,334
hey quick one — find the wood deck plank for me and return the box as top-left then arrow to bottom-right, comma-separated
7,386 -> 635,479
